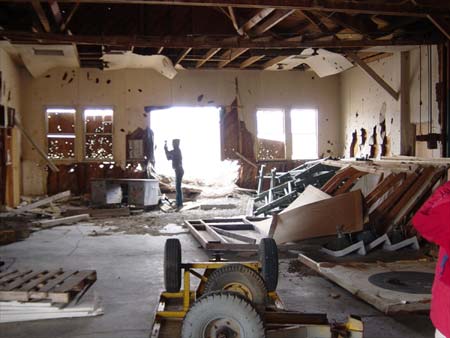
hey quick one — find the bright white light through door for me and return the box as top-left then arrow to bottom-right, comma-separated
291,108 -> 318,159
150,106 -> 236,184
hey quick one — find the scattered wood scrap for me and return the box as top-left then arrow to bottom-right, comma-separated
33,214 -> 90,229
7,191 -> 71,216
0,269 -> 97,303
64,207 -> 130,218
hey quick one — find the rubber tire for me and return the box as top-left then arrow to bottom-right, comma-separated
164,238 -> 182,292
203,264 -> 267,309
259,238 -> 279,291
181,291 -> 266,338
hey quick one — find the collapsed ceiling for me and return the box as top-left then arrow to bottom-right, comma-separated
0,0 -> 449,76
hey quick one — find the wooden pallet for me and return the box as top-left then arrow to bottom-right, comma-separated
0,269 -> 96,303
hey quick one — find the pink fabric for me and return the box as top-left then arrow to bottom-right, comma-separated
412,181 -> 450,338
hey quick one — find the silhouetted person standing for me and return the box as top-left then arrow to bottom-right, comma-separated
164,139 -> 184,209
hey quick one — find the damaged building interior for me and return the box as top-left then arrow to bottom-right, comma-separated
1,1 -> 450,337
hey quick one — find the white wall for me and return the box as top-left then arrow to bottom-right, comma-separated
0,48 -> 22,205
340,47 -> 440,159
21,67 -> 342,195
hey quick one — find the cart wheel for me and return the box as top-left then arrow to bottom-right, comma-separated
181,291 -> 266,338
203,264 -> 267,310
259,238 -> 279,291
164,238 -> 182,292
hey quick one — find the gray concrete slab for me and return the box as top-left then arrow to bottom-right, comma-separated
0,224 -> 435,338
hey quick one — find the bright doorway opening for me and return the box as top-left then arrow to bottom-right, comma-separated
150,106 -> 238,185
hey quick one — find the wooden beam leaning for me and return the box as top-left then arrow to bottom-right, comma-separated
299,10 -> 327,33
251,9 -> 296,35
227,7 -> 241,34
60,2 -> 79,31
218,48 -> 248,68
347,52 -> 400,101
196,47 -> 221,68
175,47 -> 192,65
48,0 -> 63,26
31,0 -> 51,32
237,8 -> 275,35
240,55 -> 265,69
428,15 -> 450,40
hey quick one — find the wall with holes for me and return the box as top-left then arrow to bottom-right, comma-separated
0,49 -> 23,206
340,48 -> 440,159
20,67 -> 341,195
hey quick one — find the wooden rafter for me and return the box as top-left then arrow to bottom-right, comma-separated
427,15 -> 450,40
31,0 -> 51,32
48,0 -> 63,26
299,10 -> 328,33
196,47 -> 221,68
227,6 -> 241,34
1,31 -> 439,48
327,12 -> 377,38
240,55 -> 265,69
251,9 -> 296,35
218,48 -> 248,68
60,2 -> 79,31
175,47 -> 192,65
262,55 -> 290,69
13,1 -> 450,17
347,51 -> 399,101
157,46 -> 164,54
237,8 -> 275,35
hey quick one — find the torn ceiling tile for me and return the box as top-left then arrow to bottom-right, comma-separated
265,49 -> 353,77
101,52 -> 177,79
13,44 -> 79,78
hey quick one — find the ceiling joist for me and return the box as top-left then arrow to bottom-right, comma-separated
30,0 -> 51,32
237,8 -> 275,35
1,31 -> 437,49
175,47 -> 192,65
240,55 -> 264,69
427,15 -> 450,40
218,48 -> 248,68
196,47 -> 221,68
10,1 -> 450,17
251,9 -> 296,35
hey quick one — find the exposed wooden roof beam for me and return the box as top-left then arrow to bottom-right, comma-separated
347,51 -> 399,101
14,1 -> 450,17
240,55 -> 264,69
238,8 -> 275,35
60,2 -> 79,31
251,9 -> 296,35
218,48 -> 248,68
262,55 -> 290,69
31,0 -> 51,32
299,10 -> 328,34
48,0 -> 63,26
227,7 -> 241,34
1,31 -> 439,48
175,47 -> 192,65
427,15 -> 450,40
157,46 -> 164,54
196,47 -> 221,68
327,12 -> 377,38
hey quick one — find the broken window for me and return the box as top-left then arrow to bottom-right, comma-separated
256,109 -> 286,160
46,107 -> 76,159
291,108 -> 318,159
84,108 -> 114,160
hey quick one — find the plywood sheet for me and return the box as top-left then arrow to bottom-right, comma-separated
255,189 -> 364,243
299,254 -> 435,314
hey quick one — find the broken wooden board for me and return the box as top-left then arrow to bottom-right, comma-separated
33,214 -> 90,229
254,189 -> 364,244
298,253 -> 434,314
9,191 -> 71,215
185,217 -> 263,251
0,269 -> 96,303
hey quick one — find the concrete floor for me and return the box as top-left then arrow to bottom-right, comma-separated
0,224 -> 435,338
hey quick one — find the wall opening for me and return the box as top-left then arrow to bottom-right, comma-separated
291,108 -> 318,159
150,106 -> 237,184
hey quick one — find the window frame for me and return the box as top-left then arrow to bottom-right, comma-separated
82,106 -> 115,161
290,107 -> 319,160
45,106 -> 77,161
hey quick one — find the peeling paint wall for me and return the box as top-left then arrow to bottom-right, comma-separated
21,68 -> 341,195
340,47 -> 440,159
0,48 -> 22,205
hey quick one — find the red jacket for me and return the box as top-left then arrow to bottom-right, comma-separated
412,182 -> 450,337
